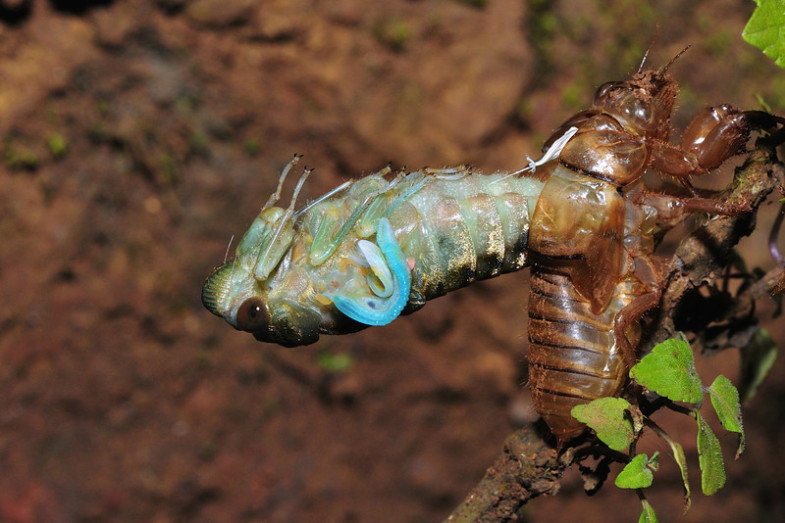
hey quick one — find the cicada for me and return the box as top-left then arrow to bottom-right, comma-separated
203,54 -> 783,444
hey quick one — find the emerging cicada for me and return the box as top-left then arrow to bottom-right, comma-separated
203,53 -> 783,444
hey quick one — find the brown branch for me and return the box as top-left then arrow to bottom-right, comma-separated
445,423 -> 569,522
446,144 -> 785,522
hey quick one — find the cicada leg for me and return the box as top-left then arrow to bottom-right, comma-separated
649,105 -> 785,179
309,168 -> 422,266
309,196 -> 378,266
613,290 -> 660,370
630,191 -> 749,229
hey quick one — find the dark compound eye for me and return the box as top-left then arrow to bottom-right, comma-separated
235,298 -> 270,332
594,81 -> 621,102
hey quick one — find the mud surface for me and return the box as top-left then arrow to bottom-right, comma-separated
1,1 -> 784,521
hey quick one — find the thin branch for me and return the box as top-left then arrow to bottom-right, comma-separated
446,143 -> 784,522
445,422 -> 569,523
654,145 -> 785,352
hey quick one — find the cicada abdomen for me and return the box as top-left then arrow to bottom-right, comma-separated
527,270 -> 646,441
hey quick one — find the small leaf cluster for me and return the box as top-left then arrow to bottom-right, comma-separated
572,335 -> 746,522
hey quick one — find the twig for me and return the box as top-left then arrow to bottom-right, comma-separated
445,422 -> 568,523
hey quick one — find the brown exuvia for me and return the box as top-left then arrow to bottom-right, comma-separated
526,54 -> 784,444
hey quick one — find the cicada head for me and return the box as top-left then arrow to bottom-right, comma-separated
202,207 -> 323,346
592,48 -> 689,143
593,68 -> 677,142
202,157 -> 323,346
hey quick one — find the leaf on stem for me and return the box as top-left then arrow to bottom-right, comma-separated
648,421 -> 691,511
639,498 -> 659,523
615,453 -> 656,489
630,337 -> 702,404
572,397 -> 634,451
739,328 -> 778,402
696,412 -> 726,495
708,375 -> 745,458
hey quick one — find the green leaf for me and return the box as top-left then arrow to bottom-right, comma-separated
615,453 -> 655,489
696,412 -> 726,495
650,425 -> 691,510
571,397 -> 634,451
639,498 -> 659,523
739,328 -> 778,402
670,439 -> 691,510
708,375 -> 745,458
743,0 -> 785,69
630,337 -> 703,404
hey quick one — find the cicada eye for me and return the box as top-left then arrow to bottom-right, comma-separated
235,298 -> 270,332
594,81 -> 620,103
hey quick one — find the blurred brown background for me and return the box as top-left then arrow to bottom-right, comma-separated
1,0 -> 784,521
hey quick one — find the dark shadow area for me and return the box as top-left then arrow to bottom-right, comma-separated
0,0 -> 31,25
49,0 -> 113,15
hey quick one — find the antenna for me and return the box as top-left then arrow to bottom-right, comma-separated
637,27 -> 660,73
661,45 -> 691,74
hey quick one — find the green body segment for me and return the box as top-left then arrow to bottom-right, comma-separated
386,169 -> 543,303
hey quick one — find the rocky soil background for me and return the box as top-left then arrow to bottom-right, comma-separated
1,0 -> 784,521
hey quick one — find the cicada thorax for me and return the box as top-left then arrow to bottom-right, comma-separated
528,166 -> 627,313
